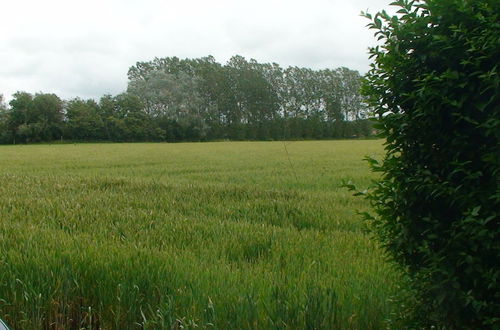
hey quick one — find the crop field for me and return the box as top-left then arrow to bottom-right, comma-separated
0,140 -> 401,329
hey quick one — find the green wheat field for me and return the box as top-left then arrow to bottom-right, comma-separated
0,140 -> 401,329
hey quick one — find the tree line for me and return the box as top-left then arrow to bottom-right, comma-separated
0,55 -> 373,144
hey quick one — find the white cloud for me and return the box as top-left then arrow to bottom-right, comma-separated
0,0 -> 396,101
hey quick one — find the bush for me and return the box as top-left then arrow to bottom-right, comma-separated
360,0 -> 499,327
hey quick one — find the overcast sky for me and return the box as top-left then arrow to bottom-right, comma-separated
1,0 -> 394,102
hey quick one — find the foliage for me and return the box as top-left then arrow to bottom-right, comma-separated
7,92 -> 64,143
360,0 -> 499,327
126,55 -> 369,141
65,98 -> 104,140
0,54 -> 373,144
0,141 -> 400,329
0,95 -> 9,143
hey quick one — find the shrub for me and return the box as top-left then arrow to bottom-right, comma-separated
359,0 -> 499,327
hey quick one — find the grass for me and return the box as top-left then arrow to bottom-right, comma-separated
0,140 -> 400,329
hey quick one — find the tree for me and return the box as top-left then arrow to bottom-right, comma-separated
97,94 -> 119,141
124,55 -> 370,142
7,92 -> 63,142
191,56 -> 230,139
226,56 -> 279,139
114,93 -> 149,141
7,92 -> 32,142
97,93 -> 151,142
65,98 -> 104,140
359,0 -> 499,327
0,94 -> 6,111
0,95 -> 10,143
128,70 -> 207,140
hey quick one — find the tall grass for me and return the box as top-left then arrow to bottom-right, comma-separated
0,140 -> 400,329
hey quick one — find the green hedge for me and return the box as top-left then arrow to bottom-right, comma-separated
360,0 -> 499,327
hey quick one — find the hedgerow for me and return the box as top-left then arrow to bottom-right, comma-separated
359,0 -> 499,327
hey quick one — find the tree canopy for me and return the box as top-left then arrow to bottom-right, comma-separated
0,56 -> 373,143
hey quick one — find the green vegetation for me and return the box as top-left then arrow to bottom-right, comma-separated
360,0 -> 499,327
0,56 -> 373,145
0,140 -> 400,329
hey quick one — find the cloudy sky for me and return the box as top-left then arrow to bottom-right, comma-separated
1,0 -> 394,101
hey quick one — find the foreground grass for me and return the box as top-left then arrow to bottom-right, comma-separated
0,140 -> 400,329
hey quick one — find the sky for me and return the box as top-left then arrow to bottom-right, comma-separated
1,0 -> 394,102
